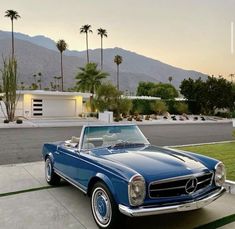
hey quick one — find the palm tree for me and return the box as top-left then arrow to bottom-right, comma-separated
20,81 -> 25,90
114,55 -> 123,90
33,74 -> 37,84
168,76 -> 173,84
97,28 -> 107,70
38,72 -> 42,90
229,74 -> 234,82
56,39 -> 68,91
80,24 -> 93,63
75,62 -> 109,112
5,10 -> 21,58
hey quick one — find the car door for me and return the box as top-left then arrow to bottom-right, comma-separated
54,145 -> 94,190
54,145 -> 80,182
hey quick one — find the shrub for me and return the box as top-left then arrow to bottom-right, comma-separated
232,110 -> 235,118
151,100 -> 168,115
131,99 -> 153,115
145,115 -> 150,120
119,98 -> 132,115
3,119 -> 9,123
113,117 -> 119,122
16,119 -> 23,124
215,112 -> 232,118
174,102 -> 188,115
127,117 -> 132,121
232,130 -> 235,138
122,113 -> 127,119
1,58 -> 18,121
135,117 -> 142,122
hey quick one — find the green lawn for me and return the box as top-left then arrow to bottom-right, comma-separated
174,142 -> 235,181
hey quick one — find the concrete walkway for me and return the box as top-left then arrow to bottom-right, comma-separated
0,162 -> 235,229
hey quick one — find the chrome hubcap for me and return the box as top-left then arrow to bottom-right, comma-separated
92,187 -> 112,227
45,159 -> 52,181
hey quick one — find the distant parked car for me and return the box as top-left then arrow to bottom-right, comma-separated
42,124 -> 226,228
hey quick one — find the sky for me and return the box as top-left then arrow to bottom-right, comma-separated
1,0 -> 235,79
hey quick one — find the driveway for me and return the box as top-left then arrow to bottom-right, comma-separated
0,162 -> 235,229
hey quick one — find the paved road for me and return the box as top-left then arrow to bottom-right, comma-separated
0,123 -> 233,165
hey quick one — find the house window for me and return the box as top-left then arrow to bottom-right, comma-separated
33,99 -> 43,116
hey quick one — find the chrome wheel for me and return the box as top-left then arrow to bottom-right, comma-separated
45,158 -> 52,182
91,186 -> 112,228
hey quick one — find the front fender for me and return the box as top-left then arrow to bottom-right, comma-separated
96,173 -> 116,196
90,172 -> 129,206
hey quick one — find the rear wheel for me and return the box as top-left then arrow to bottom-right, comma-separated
45,157 -> 60,185
91,182 -> 123,228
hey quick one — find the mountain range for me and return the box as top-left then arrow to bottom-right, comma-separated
0,30 -> 207,92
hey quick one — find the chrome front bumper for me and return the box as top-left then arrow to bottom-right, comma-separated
119,187 -> 226,217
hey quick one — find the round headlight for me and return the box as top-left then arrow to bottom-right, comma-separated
214,162 -> 226,187
128,175 -> 146,206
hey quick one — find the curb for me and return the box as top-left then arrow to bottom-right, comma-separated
224,180 -> 235,194
0,119 -> 232,129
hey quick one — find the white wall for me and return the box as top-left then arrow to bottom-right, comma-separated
0,93 -> 85,119
22,94 -> 83,118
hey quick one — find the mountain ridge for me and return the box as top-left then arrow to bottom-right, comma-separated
0,30 -> 207,92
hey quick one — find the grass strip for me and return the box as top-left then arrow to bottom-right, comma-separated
0,185 -> 62,198
174,142 -> 235,181
194,214 -> 235,229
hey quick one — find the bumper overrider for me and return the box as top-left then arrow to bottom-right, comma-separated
119,187 -> 226,217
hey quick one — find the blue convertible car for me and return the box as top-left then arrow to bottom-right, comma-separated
42,124 -> 226,228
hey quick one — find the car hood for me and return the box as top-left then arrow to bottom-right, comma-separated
100,145 -> 209,182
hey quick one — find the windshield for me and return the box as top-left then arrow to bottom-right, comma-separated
81,125 -> 149,150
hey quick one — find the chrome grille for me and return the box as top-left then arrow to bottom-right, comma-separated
149,172 -> 213,198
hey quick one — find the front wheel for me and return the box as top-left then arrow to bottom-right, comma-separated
91,182 -> 123,228
45,157 -> 60,185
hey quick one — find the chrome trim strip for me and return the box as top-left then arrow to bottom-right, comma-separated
119,187 -> 226,217
197,178 -> 211,185
54,168 -> 87,194
150,186 -> 185,192
150,172 -> 213,185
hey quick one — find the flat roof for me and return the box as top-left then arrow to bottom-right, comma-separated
16,90 -> 91,98
122,95 -> 161,100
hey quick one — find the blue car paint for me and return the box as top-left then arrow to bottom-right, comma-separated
42,127 -> 220,209
42,144 -> 133,205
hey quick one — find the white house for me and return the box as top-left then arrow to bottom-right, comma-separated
0,90 -> 91,119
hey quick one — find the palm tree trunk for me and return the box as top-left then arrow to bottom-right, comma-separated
11,19 -> 14,59
86,32 -> 89,63
117,64 -> 119,90
101,36 -> 103,70
60,52 -> 64,91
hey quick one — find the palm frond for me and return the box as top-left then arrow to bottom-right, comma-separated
114,55 -> 123,65
56,39 -> 68,53
5,10 -> 21,20
80,24 -> 93,34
